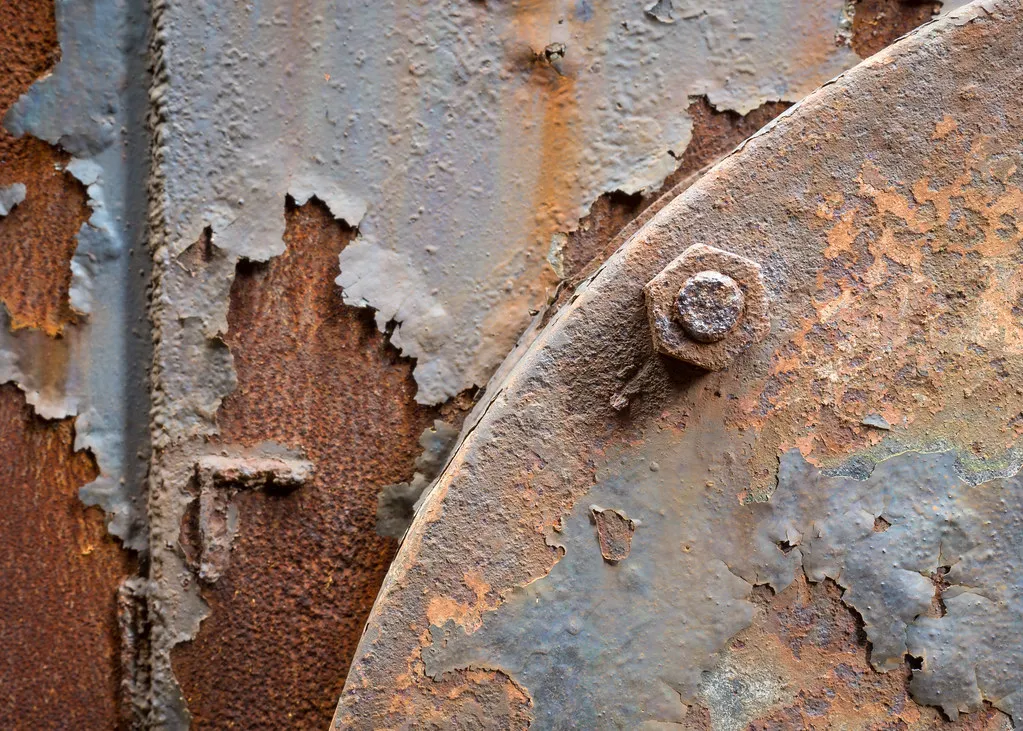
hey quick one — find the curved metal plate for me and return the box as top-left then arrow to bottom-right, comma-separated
336,2 -> 1023,728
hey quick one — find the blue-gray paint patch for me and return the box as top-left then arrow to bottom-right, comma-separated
426,439 -> 1023,727
0,184 -> 26,217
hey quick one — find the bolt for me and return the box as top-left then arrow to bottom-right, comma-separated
675,270 -> 744,343
645,244 -> 769,369
543,43 -> 566,63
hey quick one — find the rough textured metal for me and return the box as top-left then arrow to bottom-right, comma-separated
191,451 -> 314,583
0,3 -> 141,727
0,0 -> 85,338
337,4 -> 1023,728
756,449 -> 1023,721
377,419 -> 460,539
2,0 -> 152,550
646,244 -> 770,369
676,271 -> 745,343
0,384 -> 133,728
0,0 -> 976,728
166,201 -> 459,728
141,1 -> 916,724
155,0 -> 873,406
852,0 -> 942,56
590,507 -> 637,562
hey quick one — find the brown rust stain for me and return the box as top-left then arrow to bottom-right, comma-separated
506,0 -> 588,241
734,120 -> 1023,491
384,662 -> 533,731
425,570 -> 500,633
563,98 -> 792,283
171,200 -> 466,729
852,0 -> 941,59
709,575 -> 1010,730
0,383 -> 134,727
590,506 -> 635,562
0,0 -> 91,335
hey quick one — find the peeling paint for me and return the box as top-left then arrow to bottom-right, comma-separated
1,0 -> 152,550
702,573 -> 1012,730
0,0 -> 992,725
422,418 -> 1023,727
157,0 -> 869,405
377,419 -> 459,539
0,183 -> 26,217
338,4 -> 1023,727
168,198 -> 458,727
755,450 -> 1023,723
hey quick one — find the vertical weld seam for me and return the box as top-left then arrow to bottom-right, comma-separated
142,0 -> 173,726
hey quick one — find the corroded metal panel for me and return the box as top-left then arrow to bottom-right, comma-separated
338,4 -> 1023,728
0,385 -> 132,727
0,0 -> 992,727
141,1 -> 942,726
170,202 -> 450,728
1,0 -> 152,550
0,3 -> 138,727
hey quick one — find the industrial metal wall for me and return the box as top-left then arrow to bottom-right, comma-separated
2,1 -> 1007,728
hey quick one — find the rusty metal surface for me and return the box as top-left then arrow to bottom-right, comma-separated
154,0 -> 875,407
141,2 -> 948,726
0,0 -> 987,728
0,0 -> 86,336
852,0 -> 943,57
337,4 -> 1023,728
1,0 -> 153,551
169,201 -> 456,729
0,383 -> 133,727
0,3 -> 136,727
560,99 -> 794,284
709,575 -> 1011,731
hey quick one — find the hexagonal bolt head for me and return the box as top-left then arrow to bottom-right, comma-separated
645,244 -> 770,370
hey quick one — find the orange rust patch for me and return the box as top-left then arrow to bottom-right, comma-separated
590,506 -> 635,562
734,127 -> 1023,484
426,570 -> 500,632
0,0 -> 90,335
364,659 -> 533,731
717,575 -> 1010,730
933,114 -> 959,140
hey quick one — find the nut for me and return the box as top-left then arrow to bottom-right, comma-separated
644,244 -> 769,369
